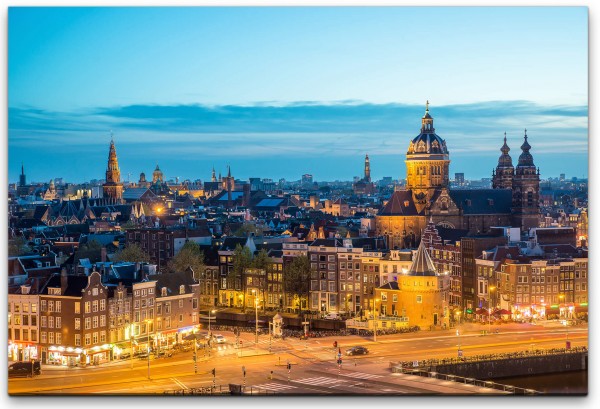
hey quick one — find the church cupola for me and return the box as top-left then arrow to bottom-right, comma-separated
405,101 -> 451,205
512,129 -> 540,231
517,129 -> 535,167
364,154 -> 371,182
492,132 -> 515,189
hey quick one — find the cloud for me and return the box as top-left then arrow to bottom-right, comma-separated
8,100 -> 588,181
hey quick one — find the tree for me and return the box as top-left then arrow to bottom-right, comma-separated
8,236 -> 31,257
230,244 -> 253,310
251,249 -> 271,310
283,255 -> 312,314
167,241 -> 205,279
120,220 -> 137,231
113,243 -> 151,263
73,240 -> 104,265
234,223 -> 264,237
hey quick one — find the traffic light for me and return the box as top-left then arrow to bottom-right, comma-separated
287,363 -> 291,370
211,368 -> 216,376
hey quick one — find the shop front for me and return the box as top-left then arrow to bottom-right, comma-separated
85,344 -> 113,365
47,346 -> 84,366
8,341 -> 38,362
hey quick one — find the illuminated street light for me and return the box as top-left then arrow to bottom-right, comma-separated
144,319 -> 153,379
208,309 -> 216,335
373,298 -> 381,342
488,286 -> 496,335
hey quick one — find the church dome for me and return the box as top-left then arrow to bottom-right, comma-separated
407,102 -> 448,155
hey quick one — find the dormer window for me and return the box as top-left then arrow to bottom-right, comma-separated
49,288 -> 61,295
161,287 -> 167,297
179,285 -> 185,295
404,201 -> 410,207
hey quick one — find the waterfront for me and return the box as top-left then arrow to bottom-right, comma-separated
498,370 -> 587,395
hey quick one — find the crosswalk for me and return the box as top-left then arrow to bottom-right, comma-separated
294,377 -> 347,387
341,372 -> 382,380
251,383 -> 297,392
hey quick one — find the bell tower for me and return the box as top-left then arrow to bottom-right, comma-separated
512,129 -> 540,230
364,154 -> 371,182
102,134 -> 123,201
492,132 -> 514,189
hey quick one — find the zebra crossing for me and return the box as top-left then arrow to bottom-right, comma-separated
294,377 -> 347,387
341,372 -> 382,380
251,383 -> 297,392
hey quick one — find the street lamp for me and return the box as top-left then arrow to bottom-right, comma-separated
373,298 -> 380,342
144,319 -> 153,379
253,290 -> 259,346
208,309 -> 216,335
488,286 -> 496,335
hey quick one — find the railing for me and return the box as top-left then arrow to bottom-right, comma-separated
391,346 -> 587,370
244,386 -> 276,395
162,385 -> 229,395
392,368 -> 539,395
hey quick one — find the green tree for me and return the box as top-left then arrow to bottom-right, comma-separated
251,249 -> 271,310
120,220 -> 137,231
167,241 -> 205,279
230,244 -> 253,310
8,237 -> 31,257
73,240 -> 104,265
234,223 -> 264,237
112,243 -> 151,263
283,255 -> 312,314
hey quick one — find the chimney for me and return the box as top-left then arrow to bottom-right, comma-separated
243,184 -> 251,207
60,267 -> 68,292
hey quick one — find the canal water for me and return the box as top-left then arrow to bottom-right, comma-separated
495,370 -> 587,395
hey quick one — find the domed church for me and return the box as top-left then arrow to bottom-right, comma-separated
375,102 -> 540,249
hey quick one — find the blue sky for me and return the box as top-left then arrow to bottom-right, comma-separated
8,7 -> 588,183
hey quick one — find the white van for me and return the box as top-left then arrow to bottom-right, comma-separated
324,312 -> 340,320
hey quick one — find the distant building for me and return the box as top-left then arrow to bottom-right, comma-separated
302,174 -> 313,185
454,173 -> 465,186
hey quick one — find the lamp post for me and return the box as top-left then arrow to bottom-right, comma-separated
253,290 -> 259,347
208,309 -> 216,335
455,311 -> 462,357
373,298 -> 380,342
145,319 -> 153,379
488,286 -> 496,335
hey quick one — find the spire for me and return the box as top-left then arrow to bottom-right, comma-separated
517,128 -> 534,167
227,165 -> 231,178
364,153 -> 371,182
408,239 -> 437,276
211,166 -> 217,182
21,162 -> 24,176
420,100 -> 434,132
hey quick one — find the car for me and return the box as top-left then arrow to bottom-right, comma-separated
8,361 -> 41,378
345,346 -> 369,356
214,334 -> 226,344
119,352 -> 131,360
324,313 -> 341,320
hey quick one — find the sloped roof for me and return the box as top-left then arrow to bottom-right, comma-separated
42,274 -> 90,297
408,240 -> 437,276
379,190 -> 421,216
448,189 -> 512,215
378,281 -> 399,290
149,270 -> 196,297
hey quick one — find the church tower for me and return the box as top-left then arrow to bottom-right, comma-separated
511,129 -> 540,231
102,136 -> 123,201
211,166 -> 217,182
19,162 -> 26,187
364,154 -> 371,182
405,101 -> 450,206
492,132 -> 514,189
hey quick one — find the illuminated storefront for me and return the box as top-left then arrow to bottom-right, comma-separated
8,341 -> 38,362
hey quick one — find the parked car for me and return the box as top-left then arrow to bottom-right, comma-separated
214,334 -> 226,344
119,352 -> 131,360
324,312 -> 341,320
345,346 -> 369,356
8,361 -> 41,378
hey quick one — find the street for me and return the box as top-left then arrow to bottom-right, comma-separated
8,321 -> 588,395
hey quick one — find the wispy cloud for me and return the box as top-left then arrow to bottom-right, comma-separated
8,100 -> 588,182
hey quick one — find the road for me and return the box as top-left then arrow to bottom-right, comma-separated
8,321 -> 588,395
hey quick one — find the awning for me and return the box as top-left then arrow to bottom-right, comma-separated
475,308 -> 488,315
493,309 -> 511,316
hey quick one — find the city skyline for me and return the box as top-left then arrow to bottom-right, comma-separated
8,7 -> 588,182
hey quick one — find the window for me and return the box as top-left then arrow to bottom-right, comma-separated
85,302 -> 91,313
161,288 -> 167,297
100,331 -> 106,343
31,303 -> 37,313
179,299 -> 184,308
56,333 -> 61,345
75,334 -> 81,346
31,330 -> 37,342
48,301 -> 54,312
100,299 -> 106,311
48,332 -> 54,344
179,314 -> 183,322
381,292 -> 387,301
100,316 -> 106,327
55,301 -> 61,313
93,332 -> 98,344
180,285 -> 185,294
192,298 -> 198,309
48,316 -> 54,328
41,332 -> 47,344
393,294 -> 398,302
41,316 -> 47,328
93,316 -> 98,328
85,317 -> 91,329
75,318 -> 81,330
93,300 -> 98,312
416,295 -> 423,303
56,317 -> 61,328
74,302 -> 80,314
